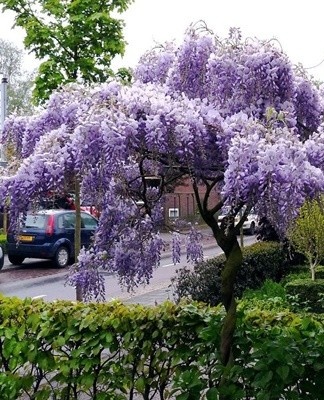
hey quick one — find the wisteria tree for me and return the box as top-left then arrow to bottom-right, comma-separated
2,26 -> 324,393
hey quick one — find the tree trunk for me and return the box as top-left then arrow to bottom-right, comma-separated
220,237 -> 242,364
207,225 -> 243,399
188,183 -> 244,396
310,264 -> 316,281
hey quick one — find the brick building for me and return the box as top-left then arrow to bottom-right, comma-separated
164,177 -> 220,222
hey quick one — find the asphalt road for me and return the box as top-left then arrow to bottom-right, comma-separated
0,235 -> 257,305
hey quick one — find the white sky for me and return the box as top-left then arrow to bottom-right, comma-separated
1,0 -> 324,80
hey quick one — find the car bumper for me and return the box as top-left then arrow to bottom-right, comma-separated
7,242 -> 56,259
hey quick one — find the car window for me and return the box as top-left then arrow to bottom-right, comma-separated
57,215 -> 64,229
63,213 -> 76,229
24,214 -> 47,229
81,213 -> 98,229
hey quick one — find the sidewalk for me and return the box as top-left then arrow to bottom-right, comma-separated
124,286 -> 174,306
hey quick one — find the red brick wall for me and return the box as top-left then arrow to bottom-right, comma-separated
164,178 -> 220,220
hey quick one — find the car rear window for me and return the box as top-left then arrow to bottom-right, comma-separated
24,214 -> 48,229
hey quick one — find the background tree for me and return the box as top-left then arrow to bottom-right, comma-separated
2,27 -> 324,397
0,38 -> 35,115
287,196 -> 324,280
0,0 -> 134,103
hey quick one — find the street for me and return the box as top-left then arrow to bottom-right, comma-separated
0,235 -> 257,305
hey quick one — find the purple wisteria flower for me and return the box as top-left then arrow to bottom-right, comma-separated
2,27 -> 324,302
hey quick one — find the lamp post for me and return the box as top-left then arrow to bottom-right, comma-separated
0,77 -> 8,235
0,76 -> 8,164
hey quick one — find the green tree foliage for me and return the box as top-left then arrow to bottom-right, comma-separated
0,0 -> 134,103
287,197 -> 324,280
0,38 -> 35,115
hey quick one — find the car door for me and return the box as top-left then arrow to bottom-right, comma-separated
61,212 -> 76,253
80,212 -> 98,248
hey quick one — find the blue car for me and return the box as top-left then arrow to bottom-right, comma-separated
7,209 -> 98,268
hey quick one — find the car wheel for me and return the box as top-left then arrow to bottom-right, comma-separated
54,246 -> 70,268
249,222 -> 256,235
8,255 -> 25,265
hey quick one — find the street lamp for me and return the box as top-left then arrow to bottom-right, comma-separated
0,76 -> 8,164
0,77 -> 8,235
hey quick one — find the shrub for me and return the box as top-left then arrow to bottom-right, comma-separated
279,267 -> 309,287
316,265 -> 324,279
282,265 -> 324,284
0,234 -> 6,250
171,255 -> 225,306
172,241 -> 288,306
0,295 -> 323,399
285,278 -> 324,313
243,279 -> 286,302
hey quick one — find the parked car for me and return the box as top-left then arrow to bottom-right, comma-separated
80,204 -> 100,218
7,209 -> 98,268
217,206 -> 258,235
39,193 -> 100,218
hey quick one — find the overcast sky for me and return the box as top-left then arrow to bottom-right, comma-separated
1,0 -> 324,80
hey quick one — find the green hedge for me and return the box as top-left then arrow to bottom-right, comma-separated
172,241 -> 288,306
316,265 -> 324,279
284,265 -> 324,281
0,296 -> 323,399
285,278 -> 324,313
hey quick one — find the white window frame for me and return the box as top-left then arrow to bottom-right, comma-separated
168,208 -> 179,218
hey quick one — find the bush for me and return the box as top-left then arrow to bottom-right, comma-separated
285,278 -> 324,313
171,255 -> 225,306
243,279 -> 286,302
316,265 -> 324,279
279,268 -> 309,288
0,296 -> 222,400
172,241 -> 288,306
0,295 -> 323,399
0,234 -> 6,250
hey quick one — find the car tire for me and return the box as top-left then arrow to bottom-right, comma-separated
8,255 -> 25,265
249,222 -> 256,235
54,246 -> 70,268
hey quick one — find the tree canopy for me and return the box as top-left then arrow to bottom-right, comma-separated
0,0 -> 134,103
2,26 -> 324,380
0,39 -> 35,115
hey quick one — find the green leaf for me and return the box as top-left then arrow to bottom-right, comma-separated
135,376 -> 146,394
276,365 -> 290,381
255,370 -> 273,388
206,387 -> 218,399
175,394 -> 189,400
